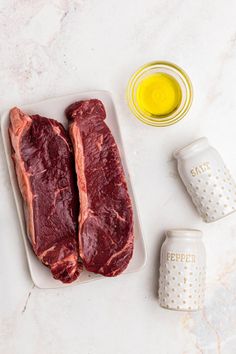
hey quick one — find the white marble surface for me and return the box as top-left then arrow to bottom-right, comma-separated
1,1 -> 236,353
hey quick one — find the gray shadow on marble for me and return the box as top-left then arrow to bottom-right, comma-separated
152,230 -> 166,299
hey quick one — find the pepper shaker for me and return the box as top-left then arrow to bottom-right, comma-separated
159,229 -> 206,311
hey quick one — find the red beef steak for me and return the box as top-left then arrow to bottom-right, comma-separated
9,107 -> 80,283
66,99 -> 134,276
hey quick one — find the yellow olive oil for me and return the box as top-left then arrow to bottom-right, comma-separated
136,73 -> 182,116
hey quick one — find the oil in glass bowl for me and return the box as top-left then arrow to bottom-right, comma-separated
127,61 -> 193,127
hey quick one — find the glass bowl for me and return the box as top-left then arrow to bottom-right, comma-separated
126,61 -> 193,127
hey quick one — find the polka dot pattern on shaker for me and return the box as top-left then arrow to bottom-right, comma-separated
186,166 -> 236,222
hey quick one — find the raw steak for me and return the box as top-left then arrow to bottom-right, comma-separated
9,107 -> 80,283
66,99 -> 134,276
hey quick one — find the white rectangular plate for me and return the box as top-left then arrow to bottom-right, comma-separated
1,91 -> 146,289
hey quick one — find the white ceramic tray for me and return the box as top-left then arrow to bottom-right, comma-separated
1,91 -> 146,289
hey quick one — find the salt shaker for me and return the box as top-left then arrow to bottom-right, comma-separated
174,137 -> 236,223
159,229 -> 206,311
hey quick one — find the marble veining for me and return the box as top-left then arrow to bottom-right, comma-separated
1,0 -> 236,353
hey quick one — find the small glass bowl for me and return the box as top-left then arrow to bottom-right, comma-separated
126,61 -> 193,127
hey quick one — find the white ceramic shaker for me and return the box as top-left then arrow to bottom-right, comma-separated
159,229 -> 206,311
174,137 -> 236,223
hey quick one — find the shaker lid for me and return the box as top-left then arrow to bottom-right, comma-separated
173,137 -> 209,159
166,229 -> 202,238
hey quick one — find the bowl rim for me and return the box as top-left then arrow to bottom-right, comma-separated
126,61 -> 193,127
